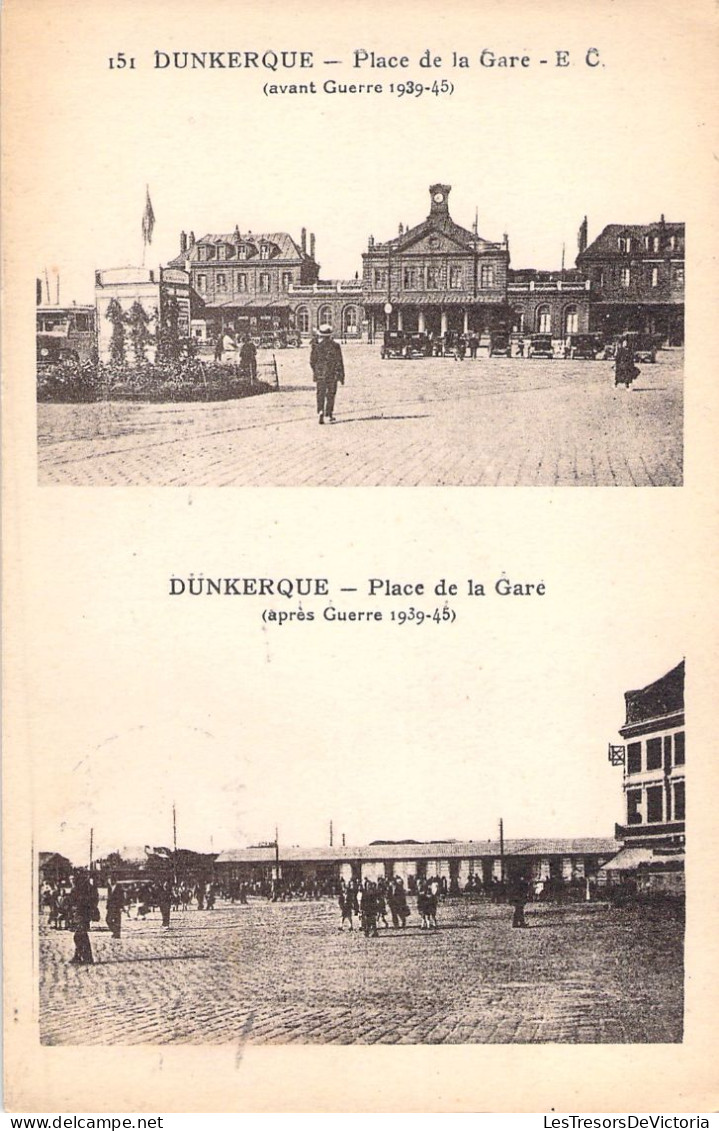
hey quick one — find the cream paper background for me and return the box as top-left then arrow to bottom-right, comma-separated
3,0 -> 718,1113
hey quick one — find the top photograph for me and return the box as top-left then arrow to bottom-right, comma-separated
36,181 -> 683,487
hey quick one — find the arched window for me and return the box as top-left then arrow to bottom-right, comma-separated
564,305 -> 578,335
536,305 -> 552,333
318,304 -> 333,329
296,306 -> 309,333
343,306 -> 359,335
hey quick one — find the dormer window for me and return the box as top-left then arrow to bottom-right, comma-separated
260,244 -> 271,260
238,245 -> 249,260
217,244 -> 227,261
617,235 -> 631,253
197,245 -> 208,262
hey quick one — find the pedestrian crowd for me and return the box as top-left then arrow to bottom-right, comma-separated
40,862 -> 606,966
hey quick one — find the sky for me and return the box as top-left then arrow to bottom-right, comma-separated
16,3 -> 701,305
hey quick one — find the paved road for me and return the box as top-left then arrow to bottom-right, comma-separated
39,897 -> 683,1045
37,347 -> 683,487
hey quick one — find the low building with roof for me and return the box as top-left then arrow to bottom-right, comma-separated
215,836 -> 619,893
38,852 -> 73,884
507,269 -> 592,341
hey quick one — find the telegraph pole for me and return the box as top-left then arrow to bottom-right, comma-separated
329,820 -> 333,848
274,825 -> 280,881
499,817 -> 505,885
89,827 -> 94,870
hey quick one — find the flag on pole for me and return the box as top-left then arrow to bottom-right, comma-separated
142,186 -> 155,246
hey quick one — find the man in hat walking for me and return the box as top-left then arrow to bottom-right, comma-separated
310,323 -> 345,424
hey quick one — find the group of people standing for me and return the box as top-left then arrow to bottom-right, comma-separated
213,332 -> 258,378
338,877 -> 414,937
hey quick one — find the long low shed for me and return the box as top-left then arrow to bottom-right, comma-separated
215,838 -> 620,887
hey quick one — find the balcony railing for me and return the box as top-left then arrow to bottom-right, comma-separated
288,281 -> 363,295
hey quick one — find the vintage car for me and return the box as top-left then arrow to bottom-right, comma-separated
528,334 -> 554,359
566,333 -> 604,360
404,332 -> 433,358
36,336 -> 83,370
36,305 -> 97,370
381,330 -> 409,358
624,332 -> 658,363
489,331 -> 511,357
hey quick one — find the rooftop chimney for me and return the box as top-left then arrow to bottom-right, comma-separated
578,216 -> 588,255
301,227 -> 307,254
180,231 -> 187,254
310,232 -> 316,259
189,231 -> 196,246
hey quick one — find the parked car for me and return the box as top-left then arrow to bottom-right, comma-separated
528,334 -> 554,359
489,331 -> 511,357
37,336 -> 82,370
625,332 -> 658,363
566,333 -> 604,360
404,331 -> 433,358
381,330 -> 409,359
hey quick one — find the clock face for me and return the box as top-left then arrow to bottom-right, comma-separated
433,192 -> 444,203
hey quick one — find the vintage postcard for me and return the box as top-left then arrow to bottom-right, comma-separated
2,0 -> 718,1114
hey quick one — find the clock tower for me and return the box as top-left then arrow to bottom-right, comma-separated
428,183 -> 451,220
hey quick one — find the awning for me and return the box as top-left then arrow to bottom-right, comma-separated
203,297 -> 290,310
638,852 -> 685,870
364,294 -> 509,307
602,846 -> 655,871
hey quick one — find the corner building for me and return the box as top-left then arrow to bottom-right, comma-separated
577,219 -> 685,344
362,185 -> 511,338
616,660 -> 685,849
604,661 -> 685,894
167,226 -> 321,341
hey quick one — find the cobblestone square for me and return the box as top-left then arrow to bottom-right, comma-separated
37,347 -> 683,487
38,896 -> 684,1045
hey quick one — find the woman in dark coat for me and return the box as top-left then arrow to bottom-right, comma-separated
105,879 -> 124,939
69,871 -> 98,964
615,338 -> 639,387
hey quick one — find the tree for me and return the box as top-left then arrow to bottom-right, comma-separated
157,294 -> 183,363
106,298 -> 126,365
128,300 -> 152,367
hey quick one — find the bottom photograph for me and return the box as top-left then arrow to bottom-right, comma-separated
36,659 -> 685,1047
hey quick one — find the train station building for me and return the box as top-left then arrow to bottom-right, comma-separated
361,184 -> 512,339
